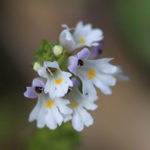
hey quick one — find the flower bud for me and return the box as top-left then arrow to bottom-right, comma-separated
52,45 -> 63,56
33,62 -> 41,71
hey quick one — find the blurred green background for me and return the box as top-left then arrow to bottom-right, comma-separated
0,0 -> 150,150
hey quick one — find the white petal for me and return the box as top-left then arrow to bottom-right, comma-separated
93,77 -> 112,95
45,110 -> 57,130
63,114 -> 72,123
44,79 -> 52,94
36,108 -> 46,128
77,107 -> 94,127
85,29 -> 103,46
59,29 -> 76,51
73,21 -> 84,38
115,66 -> 129,80
72,110 -> 84,132
56,98 -> 73,115
44,61 -> 60,70
38,67 -> 48,78
80,76 -> 97,97
96,58 -> 118,74
28,99 -> 41,122
51,106 -> 63,126
81,99 -> 98,111
96,73 -> 116,86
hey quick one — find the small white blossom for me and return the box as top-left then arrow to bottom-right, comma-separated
68,53 -> 123,96
38,61 -> 73,98
65,88 -> 98,132
29,93 -> 72,130
59,21 -> 103,52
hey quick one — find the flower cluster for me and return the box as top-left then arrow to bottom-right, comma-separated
24,21 -> 128,132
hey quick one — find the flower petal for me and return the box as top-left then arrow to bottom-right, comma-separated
77,107 -> 93,127
56,98 -> 73,115
77,48 -> 91,60
24,87 -> 37,99
72,110 -> 84,132
59,29 -> 75,52
45,110 -> 57,130
93,77 -> 112,95
32,77 -> 46,87
71,77 -> 80,87
52,106 -> 63,126
68,56 -> 78,75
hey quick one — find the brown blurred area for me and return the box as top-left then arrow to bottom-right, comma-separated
0,0 -> 150,150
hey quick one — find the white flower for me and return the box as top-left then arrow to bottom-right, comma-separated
29,93 -> 72,130
77,58 -> 119,96
59,21 -> 103,52
38,61 -> 73,98
68,53 -> 122,96
65,88 -> 98,132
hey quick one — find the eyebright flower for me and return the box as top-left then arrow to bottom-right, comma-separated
38,61 -> 73,98
59,21 -> 103,52
24,21 -> 128,132
68,48 -> 128,96
29,93 -> 72,129
65,88 -> 98,132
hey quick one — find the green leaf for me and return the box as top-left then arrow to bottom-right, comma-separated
33,40 -> 55,65
32,41 -> 70,71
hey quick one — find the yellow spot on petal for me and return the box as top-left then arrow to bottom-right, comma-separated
79,37 -> 86,44
70,101 -> 78,108
55,78 -> 63,85
88,69 -> 96,80
45,100 -> 55,108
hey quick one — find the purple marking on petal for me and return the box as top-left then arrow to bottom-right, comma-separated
32,78 -> 45,88
68,56 -> 78,75
71,77 -> 80,87
24,87 -> 38,99
77,48 -> 91,60
24,78 -> 45,99
91,41 -> 104,59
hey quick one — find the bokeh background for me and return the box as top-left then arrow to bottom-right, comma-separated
0,0 -> 150,150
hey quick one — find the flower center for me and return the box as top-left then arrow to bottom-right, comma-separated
45,100 -> 55,108
88,69 -> 96,80
55,78 -> 63,85
35,87 -> 43,93
46,67 -> 57,74
67,88 -> 71,94
78,59 -> 84,66
79,37 -> 86,44
70,101 -> 78,108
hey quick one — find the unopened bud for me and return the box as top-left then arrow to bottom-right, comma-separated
33,62 -> 41,71
52,45 -> 63,56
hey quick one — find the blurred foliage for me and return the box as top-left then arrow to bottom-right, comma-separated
113,0 -> 150,67
28,123 -> 81,150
